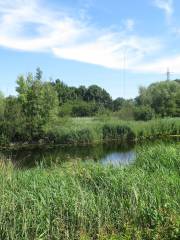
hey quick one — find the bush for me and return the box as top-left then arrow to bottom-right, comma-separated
60,128 -> 94,144
59,101 -> 100,117
114,104 -> 136,120
103,124 -> 136,141
72,101 -> 98,117
134,106 -> 155,121
45,127 -> 95,145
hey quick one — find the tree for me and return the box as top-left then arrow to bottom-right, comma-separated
16,73 -> 59,140
134,106 -> 155,121
175,79 -> 180,84
2,96 -> 26,142
76,85 -> 87,100
35,67 -> 43,81
53,79 -> 72,104
0,91 -> 5,121
0,91 -> 6,144
84,85 -> 112,107
113,97 -> 125,111
115,100 -> 136,120
136,81 -> 180,117
71,101 -> 98,117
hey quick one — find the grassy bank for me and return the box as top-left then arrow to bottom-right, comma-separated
0,143 -> 179,239
1,117 -> 179,147
44,117 -> 180,145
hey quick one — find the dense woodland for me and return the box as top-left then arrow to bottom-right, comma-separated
0,68 -> 180,144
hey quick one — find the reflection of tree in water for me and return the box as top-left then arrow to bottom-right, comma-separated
3,139 -> 178,168
4,142 -> 135,168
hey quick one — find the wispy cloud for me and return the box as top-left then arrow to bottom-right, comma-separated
0,0 -> 85,51
132,54 -> 180,73
153,0 -> 174,23
0,0 -> 163,71
53,34 -> 161,70
153,0 -> 180,40
124,19 -> 135,31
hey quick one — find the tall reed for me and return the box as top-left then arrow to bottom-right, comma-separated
0,143 -> 179,239
44,117 -> 180,145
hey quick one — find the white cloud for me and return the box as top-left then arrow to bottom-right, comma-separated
53,34 -> 161,70
0,0 -> 163,71
132,54 -> 180,73
0,0 -> 85,51
153,0 -> 180,39
153,0 -> 174,23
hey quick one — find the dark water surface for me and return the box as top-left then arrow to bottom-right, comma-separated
2,139 -> 178,168
2,143 -> 136,168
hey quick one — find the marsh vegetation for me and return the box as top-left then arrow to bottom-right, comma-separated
0,69 -> 180,239
0,143 -> 179,239
0,68 -> 179,146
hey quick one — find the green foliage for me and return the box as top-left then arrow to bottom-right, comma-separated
58,128 -> 94,145
54,79 -> 79,104
53,80 -> 112,108
113,97 -> 126,111
113,100 -> 136,120
0,96 -> 26,143
35,67 -> 43,81
42,117 -> 180,145
59,101 -> 74,117
0,143 -> 179,239
0,91 -> 5,120
134,105 -> 155,121
59,101 -> 101,117
135,143 -> 180,173
16,70 -> 59,139
55,79 -> 180,119
0,68 -> 180,145
84,85 -> 112,108
103,124 -> 136,141
136,80 -> 180,117
71,101 -> 100,117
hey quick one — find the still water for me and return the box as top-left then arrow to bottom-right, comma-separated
2,139 -> 179,168
3,143 -> 136,168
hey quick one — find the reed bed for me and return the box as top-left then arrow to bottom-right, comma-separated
0,143 -> 179,239
45,117 -> 180,144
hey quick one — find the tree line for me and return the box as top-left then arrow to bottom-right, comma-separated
0,68 -> 179,144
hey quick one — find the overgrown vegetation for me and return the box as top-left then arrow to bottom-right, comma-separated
0,143 -> 179,239
0,68 -> 180,145
43,117 -> 180,145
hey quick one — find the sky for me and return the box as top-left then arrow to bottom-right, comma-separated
0,0 -> 180,99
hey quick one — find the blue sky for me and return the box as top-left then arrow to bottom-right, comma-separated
0,0 -> 180,99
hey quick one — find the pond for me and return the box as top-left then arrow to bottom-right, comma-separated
2,139 -> 178,168
2,143 -> 136,168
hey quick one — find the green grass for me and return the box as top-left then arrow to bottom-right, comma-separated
0,142 -> 179,239
44,117 -> 180,145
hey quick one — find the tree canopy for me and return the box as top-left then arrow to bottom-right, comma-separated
136,80 -> 180,117
0,68 -> 179,144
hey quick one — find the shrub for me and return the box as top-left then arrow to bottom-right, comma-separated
72,101 -> 98,117
134,106 -> 155,121
60,128 -> 94,144
103,124 -> 136,141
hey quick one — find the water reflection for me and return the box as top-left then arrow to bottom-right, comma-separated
100,150 -> 135,166
2,143 -> 135,168
1,139 -> 178,169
